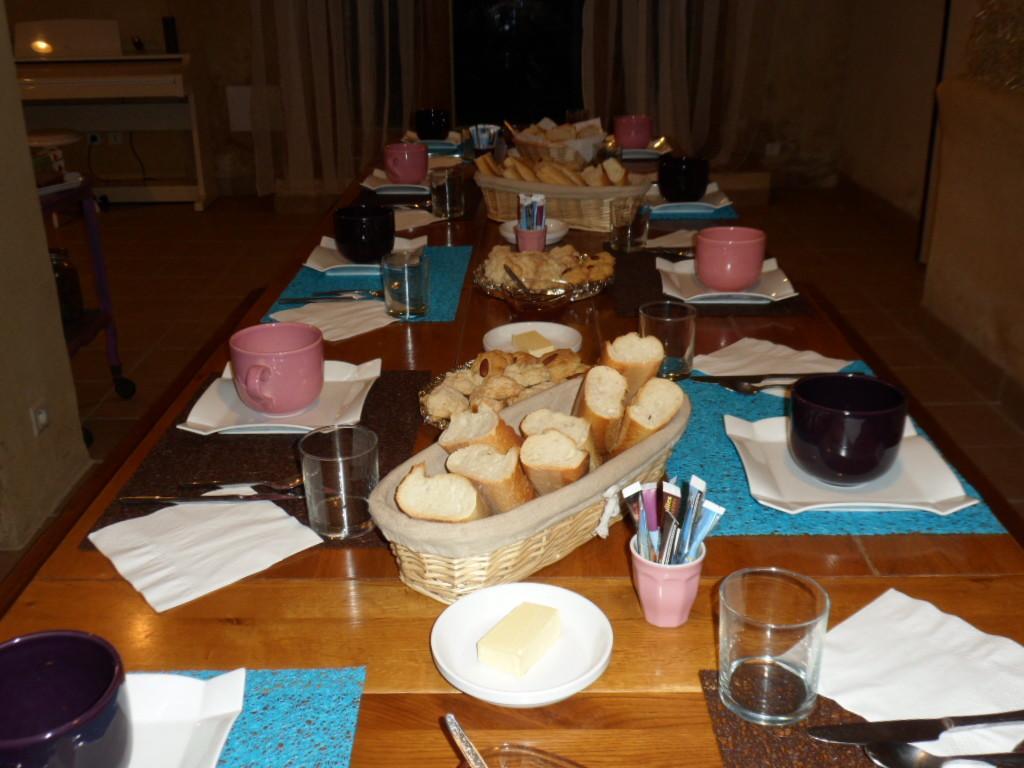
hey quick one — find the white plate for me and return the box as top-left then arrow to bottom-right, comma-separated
657,257 -> 798,304
303,235 -> 427,275
645,181 -> 733,213
498,219 -> 569,246
622,148 -> 662,160
724,415 -> 980,515
178,360 -> 381,435
430,583 -> 613,708
482,322 -> 583,353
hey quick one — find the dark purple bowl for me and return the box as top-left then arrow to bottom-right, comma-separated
0,631 -> 131,768
333,205 -> 395,265
413,108 -> 451,140
788,373 -> 908,486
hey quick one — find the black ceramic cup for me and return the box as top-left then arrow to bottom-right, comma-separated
333,205 -> 395,264
0,630 -> 131,768
413,108 -> 451,140
657,154 -> 710,202
788,373 -> 908,486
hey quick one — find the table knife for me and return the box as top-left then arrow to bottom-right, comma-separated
118,493 -> 300,505
277,295 -> 381,304
806,708 -> 1024,745
689,372 -> 811,384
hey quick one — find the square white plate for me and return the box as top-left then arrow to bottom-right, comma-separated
657,256 -> 798,304
302,236 -> 381,276
724,415 -> 979,515
178,359 -> 380,435
645,181 -> 733,213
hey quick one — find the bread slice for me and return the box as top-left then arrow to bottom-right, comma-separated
601,157 -> 628,186
446,445 -> 536,513
611,378 -> 687,456
473,154 -> 500,177
509,157 -> 538,182
439,407 -> 522,454
545,124 -> 576,143
535,162 -> 572,186
520,408 -> 602,470
395,464 -> 489,522
559,165 -> 586,186
573,365 -> 628,455
520,430 -> 589,495
581,165 -> 609,186
601,332 -> 665,400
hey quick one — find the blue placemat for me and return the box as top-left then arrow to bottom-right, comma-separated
263,245 -> 472,323
184,667 -> 366,768
666,362 -> 1005,536
650,204 -> 739,221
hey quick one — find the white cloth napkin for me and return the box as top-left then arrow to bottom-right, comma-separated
645,229 -> 695,249
394,208 -> 439,231
820,589 -> 1024,756
271,301 -> 397,342
693,338 -> 850,395
304,235 -> 427,272
89,501 -> 321,612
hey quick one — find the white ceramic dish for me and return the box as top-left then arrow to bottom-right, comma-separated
303,235 -> 427,275
178,360 -> 380,435
724,415 -> 980,515
430,583 -> 614,708
498,218 -> 569,246
645,181 -> 733,213
482,322 -> 583,353
657,256 -> 798,304
621,148 -> 662,161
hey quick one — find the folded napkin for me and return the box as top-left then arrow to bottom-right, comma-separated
695,337 -> 847,379
394,208 -> 440,231
645,229 -> 695,250
820,589 -> 1024,756
271,300 -> 397,342
89,501 -> 321,612
304,235 -> 427,273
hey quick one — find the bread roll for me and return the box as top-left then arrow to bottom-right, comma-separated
611,378 -> 687,456
446,445 -> 536,513
395,464 -> 489,522
520,430 -> 589,494
422,384 -> 469,422
439,407 -> 521,454
601,332 -> 665,400
574,365 -> 627,454
520,408 -> 602,470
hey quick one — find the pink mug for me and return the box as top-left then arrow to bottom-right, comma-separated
629,534 -> 705,628
694,226 -> 766,292
614,115 -> 653,150
384,142 -> 428,184
229,323 -> 324,415
515,225 -> 547,252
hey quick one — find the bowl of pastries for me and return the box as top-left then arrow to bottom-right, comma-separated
473,244 -> 615,308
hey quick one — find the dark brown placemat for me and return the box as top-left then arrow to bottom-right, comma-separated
699,670 -> 874,767
82,369 -> 432,550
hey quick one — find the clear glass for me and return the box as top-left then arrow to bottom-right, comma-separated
608,198 -> 650,252
718,567 -> 830,726
298,425 -> 379,540
639,300 -> 697,380
381,249 -> 429,318
429,168 -> 465,219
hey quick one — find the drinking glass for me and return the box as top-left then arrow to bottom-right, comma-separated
608,199 -> 650,252
429,168 -> 465,220
639,300 -> 697,380
298,425 -> 379,540
718,567 -> 830,725
382,249 -> 429,318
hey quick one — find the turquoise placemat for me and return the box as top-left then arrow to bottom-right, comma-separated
184,667 -> 366,768
263,245 -> 472,323
650,205 -> 739,221
666,362 -> 1005,536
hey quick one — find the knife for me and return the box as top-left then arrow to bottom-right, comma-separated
277,295 -> 382,304
689,373 -> 811,384
806,708 -> 1024,745
118,494 -> 300,505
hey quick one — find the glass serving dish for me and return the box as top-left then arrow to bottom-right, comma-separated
472,264 -> 612,305
456,743 -> 587,767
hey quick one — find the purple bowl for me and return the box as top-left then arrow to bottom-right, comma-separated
788,373 -> 907,486
0,631 -> 131,768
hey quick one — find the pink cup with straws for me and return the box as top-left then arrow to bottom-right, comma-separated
515,225 -> 547,252
629,535 -> 705,628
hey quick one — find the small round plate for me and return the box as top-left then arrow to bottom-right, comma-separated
498,219 -> 569,246
482,322 -> 582,353
430,583 -> 614,708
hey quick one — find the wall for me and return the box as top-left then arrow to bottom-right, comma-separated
0,9 -> 91,549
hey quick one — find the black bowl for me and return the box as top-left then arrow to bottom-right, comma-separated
0,631 -> 131,768
788,373 -> 908,486
658,155 -> 710,202
413,108 -> 451,140
333,205 -> 395,264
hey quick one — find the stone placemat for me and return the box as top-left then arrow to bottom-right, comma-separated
699,670 -> 874,767
83,370 -> 432,550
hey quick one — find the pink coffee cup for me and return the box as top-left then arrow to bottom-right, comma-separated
629,534 -> 705,628
384,142 -> 428,184
694,226 -> 766,292
229,322 -> 324,415
614,114 -> 653,150
515,225 -> 547,252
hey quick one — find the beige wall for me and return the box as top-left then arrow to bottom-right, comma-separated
0,9 -> 91,549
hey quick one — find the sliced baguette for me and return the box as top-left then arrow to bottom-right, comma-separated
520,408 -> 602,470
573,365 -> 628,455
520,430 -> 589,495
438,407 -> 521,454
473,154 -> 500,177
601,332 -> 665,400
509,156 -> 538,182
611,377 -> 687,456
580,165 -> 609,187
601,157 -> 629,186
395,464 -> 489,522
446,445 -> 536,513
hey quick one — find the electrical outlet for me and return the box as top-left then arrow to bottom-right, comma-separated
107,131 -> 124,145
87,132 -> 102,146
29,403 -> 49,436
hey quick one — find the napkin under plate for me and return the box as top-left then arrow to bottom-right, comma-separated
646,229 -> 695,250
658,257 -> 797,303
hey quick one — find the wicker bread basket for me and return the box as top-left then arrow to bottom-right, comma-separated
369,378 -> 691,604
475,173 -> 652,232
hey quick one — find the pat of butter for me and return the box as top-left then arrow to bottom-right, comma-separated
477,602 -> 561,677
512,331 -> 555,357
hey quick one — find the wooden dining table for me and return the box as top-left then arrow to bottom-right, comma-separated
3,171 -> 1023,768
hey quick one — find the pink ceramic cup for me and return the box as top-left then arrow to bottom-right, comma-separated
229,322 -> 324,415
614,114 -> 653,150
629,534 -> 705,628
384,142 -> 428,184
694,226 -> 766,292
515,225 -> 548,252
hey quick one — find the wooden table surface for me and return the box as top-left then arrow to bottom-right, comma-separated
3,177 -> 1024,768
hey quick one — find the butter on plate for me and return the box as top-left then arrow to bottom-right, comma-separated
512,330 -> 555,357
477,602 -> 561,677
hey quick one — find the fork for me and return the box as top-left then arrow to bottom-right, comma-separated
721,380 -> 796,395
179,477 -> 304,494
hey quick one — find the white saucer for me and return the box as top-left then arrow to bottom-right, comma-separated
482,322 -> 582,353
645,181 -> 733,212
622,148 -> 662,160
430,583 -> 613,708
724,415 -> 979,515
498,219 -> 569,246
657,257 -> 798,304
178,360 -> 381,435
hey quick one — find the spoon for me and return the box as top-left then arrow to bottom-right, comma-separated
864,742 -> 1024,767
444,714 -> 489,768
